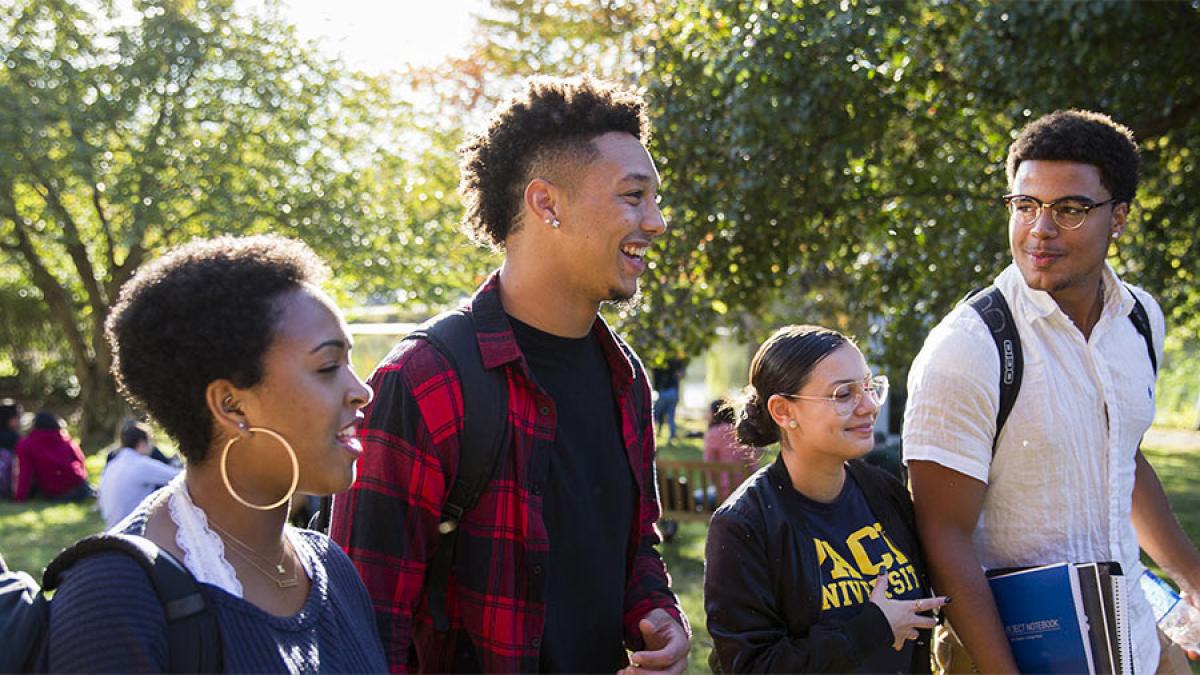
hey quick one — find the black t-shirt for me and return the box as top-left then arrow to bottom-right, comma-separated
508,315 -> 637,673
793,472 -> 924,674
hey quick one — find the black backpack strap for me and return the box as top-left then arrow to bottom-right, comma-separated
0,567 -> 48,672
43,533 -> 223,673
311,494 -> 333,533
963,286 -> 1023,455
1125,284 -> 1157,374
412,309 -> 509,632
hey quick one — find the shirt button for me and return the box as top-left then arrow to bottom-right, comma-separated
531,483 -> 543,496
531,637 -> 542,648
532,564 -> 544,575
539,405 -> 550,416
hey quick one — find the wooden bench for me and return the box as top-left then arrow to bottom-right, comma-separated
656,459 -> 755,522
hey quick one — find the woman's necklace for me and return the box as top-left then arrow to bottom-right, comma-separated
208,519 -> 298,589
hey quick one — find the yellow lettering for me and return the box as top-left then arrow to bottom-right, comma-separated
848,579 -> 867,604
838,580 -> 855,606
815,539 -> 861,580
904,564 -> 921,591
859,580 -> 875,603
888,569 -> 904,596
848,524 -> 892,575
879,526 -> 910,565
822,583 -> 840,610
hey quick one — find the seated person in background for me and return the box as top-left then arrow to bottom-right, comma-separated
703,398 -> 761,505
105,418 -> 182,468
98,421 -> 181,527
12,410 -> 93,502
0,399 -> 22,500
0,399 -> 20,452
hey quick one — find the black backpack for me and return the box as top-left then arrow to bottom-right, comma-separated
315,307 -> 650,634
314,308 -> 509,632
964,285 -> 1156,452
0,532 -> 222,672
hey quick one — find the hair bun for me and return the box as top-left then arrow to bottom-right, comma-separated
734,388 -> 779,447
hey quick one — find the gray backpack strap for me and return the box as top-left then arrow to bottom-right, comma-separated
963,286 -> 1023,455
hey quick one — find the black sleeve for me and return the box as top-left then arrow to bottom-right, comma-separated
704,510 -> 893,673
47,552 -> 170,672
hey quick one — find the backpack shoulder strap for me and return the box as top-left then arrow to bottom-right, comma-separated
1124,284 -> 1157,374
0,565 -> 48,672
962,286 -> 1023,455
409,308 -> 509,632
43,532 -> 222,673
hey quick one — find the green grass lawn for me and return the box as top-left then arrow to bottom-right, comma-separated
0,452 -> 106,574
2,427 -> 1196,672
656,423 -> 1200,671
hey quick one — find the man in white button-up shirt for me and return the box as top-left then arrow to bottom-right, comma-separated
904,110 -> 1200,674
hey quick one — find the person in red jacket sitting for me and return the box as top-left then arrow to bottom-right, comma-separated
12,410 -> 93,502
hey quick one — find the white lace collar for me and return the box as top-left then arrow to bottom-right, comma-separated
162,473 -> 311,598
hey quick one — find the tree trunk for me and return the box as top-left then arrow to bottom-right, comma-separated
76,365 -> 127,453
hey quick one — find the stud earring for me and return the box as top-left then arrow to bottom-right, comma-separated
787,420 -> 798,429
546,216 -> 560,229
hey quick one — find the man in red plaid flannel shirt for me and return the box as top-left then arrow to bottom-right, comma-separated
332,76 -> 690,673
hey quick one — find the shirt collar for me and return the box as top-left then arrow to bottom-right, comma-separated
998,262 -> 1133,324
467,270 -> 636,387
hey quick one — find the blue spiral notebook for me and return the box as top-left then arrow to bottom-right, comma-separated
987,562 -> 1096,674
987,561 -> 1131,674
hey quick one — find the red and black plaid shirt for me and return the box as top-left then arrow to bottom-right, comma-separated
331,272 -> 687,673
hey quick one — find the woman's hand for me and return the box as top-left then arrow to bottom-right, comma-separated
868,574 -> 949,651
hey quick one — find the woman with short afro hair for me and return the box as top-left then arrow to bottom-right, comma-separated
45,235 -> 386,672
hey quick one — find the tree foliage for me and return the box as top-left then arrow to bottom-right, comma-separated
0,0 -> 418,443
5,0 -> 1198,437
641,0 -> 1200,378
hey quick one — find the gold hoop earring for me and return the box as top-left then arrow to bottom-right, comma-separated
220,427 -> 299,511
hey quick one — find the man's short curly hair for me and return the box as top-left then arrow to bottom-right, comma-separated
458,76 -> 649,248
105,235 -> 329,464
1007,109 -> 1140,204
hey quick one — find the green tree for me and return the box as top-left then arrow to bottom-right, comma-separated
400,0 -> 713,365
0,0 -> 414,444
643,0 -> 1200,377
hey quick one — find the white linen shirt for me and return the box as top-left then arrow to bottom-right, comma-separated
903,262 -> 1164,674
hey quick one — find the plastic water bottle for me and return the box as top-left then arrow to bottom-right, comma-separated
1139,570 -> 1200,652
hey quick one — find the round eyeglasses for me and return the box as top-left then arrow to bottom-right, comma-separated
780,375 -> 889,417
1003,194 -> 1116,230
